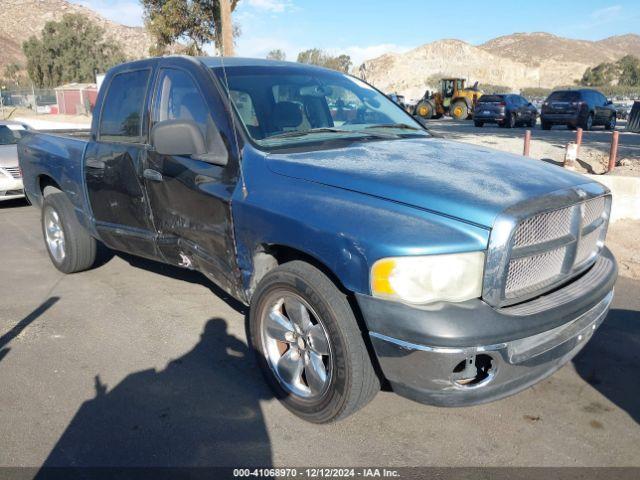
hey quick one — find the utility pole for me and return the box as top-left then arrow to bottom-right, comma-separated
219,0 -> 234,56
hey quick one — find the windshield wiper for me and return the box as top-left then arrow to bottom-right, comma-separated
266,127 -> 354,140
363,123 -> 423,131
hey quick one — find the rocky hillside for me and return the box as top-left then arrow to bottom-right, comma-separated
361,32 -> 640,99
0,0 -> 154,73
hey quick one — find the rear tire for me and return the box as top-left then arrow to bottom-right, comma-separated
250,261 -> 380,423
582,113 -> 594,131
42,191 -> 97,274
450,101 -> 468,121
474,120 -> 483,127
541,121 -> 551,130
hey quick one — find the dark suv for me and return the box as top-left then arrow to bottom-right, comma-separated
473,94 -> 537,128
541,89 -> 616,131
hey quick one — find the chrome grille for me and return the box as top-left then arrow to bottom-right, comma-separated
483,186 -> 611,307
583,196 -> 605,226
513,207 -> 572,248
575,224 -> 604,265
3,167 -> 21,179
505,246 -> 567,298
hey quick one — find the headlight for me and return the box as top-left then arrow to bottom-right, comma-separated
370,252 -> 485,305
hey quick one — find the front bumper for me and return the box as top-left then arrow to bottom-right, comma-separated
474,113 -> 506,123
0,175 -> 24,201
357,249 -> 617,406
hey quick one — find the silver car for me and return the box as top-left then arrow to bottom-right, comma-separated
0,121 -> 31,201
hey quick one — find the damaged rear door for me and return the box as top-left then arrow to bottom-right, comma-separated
144,62 -> 243,298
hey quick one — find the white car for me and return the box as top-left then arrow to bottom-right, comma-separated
0,121 -> 31,202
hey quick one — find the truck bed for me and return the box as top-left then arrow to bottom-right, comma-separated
18,130 -> 95,234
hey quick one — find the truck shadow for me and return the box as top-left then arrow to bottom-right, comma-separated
573,307 -> 640,425
39,317 -> 274,468
114,252 -> 247,314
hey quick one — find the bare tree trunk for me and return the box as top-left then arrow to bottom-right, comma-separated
219,0 -> 234,57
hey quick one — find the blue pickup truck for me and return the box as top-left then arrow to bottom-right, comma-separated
19,57 -> 617,423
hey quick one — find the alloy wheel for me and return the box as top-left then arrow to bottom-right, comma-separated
260,291 -> 332,399
44,206 -> 65,263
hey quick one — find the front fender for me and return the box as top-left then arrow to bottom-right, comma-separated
232,147 -> 490,298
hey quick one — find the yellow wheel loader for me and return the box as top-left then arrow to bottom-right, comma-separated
414,78 -> 483,121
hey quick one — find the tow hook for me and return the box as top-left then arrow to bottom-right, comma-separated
452,355 -> 478,386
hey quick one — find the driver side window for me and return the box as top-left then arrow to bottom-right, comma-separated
152,68 -> 210,138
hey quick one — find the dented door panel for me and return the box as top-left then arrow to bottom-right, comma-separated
144,151 -> 242,298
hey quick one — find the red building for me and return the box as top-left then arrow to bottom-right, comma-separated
55,83 -> 98,115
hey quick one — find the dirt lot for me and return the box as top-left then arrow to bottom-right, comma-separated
3,107 -> 91,130
608,220 -> 640,280
0,199 -> 639,469
427,118 -> 640,176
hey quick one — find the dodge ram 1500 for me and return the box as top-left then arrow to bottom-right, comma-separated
19,56 -> 617,423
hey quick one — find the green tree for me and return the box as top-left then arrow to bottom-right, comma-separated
2,63 -> 24,88
580,55 -> 640,87
618,55 -> 640,87
23,14 -> 125,88
296,49 -> 352,73
141,0 -> 241,56
266,49 -> 286,61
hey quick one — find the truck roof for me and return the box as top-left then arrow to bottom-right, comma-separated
198,56 -> 326,70
106,56 -> 344,78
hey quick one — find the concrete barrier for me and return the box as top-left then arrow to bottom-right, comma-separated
585,174 -> 640,223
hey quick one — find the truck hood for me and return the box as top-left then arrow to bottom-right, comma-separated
266,137 -> 589,228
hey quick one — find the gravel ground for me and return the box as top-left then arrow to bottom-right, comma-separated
427,118 -> 640,176
0,199 -> 638,469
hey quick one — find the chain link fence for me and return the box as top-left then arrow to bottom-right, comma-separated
0,88 -> 57,114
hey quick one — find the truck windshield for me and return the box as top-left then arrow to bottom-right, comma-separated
212,65 -> 427,148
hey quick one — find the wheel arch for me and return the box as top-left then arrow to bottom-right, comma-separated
248,243 -> 350,303
38,175 -> 62,196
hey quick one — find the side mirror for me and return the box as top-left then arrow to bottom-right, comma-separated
151,119 -> 228,166
151,119 -> 206,157
606,100 -> 613,105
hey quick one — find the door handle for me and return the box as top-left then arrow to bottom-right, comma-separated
143,168 -> 163,182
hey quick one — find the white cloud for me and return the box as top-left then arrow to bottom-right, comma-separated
590,5 -> 622,22
336,44 -> 413,67
246,0 -> 294,13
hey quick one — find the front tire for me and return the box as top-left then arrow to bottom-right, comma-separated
42,191 -> 97,273
605,114 -> 616,131
250,261 -> 380,423
415,100 -> 435,119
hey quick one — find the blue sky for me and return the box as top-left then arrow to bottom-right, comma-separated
72,0 -> 639,65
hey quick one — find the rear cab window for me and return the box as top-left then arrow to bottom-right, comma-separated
99,69 -> 151,143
